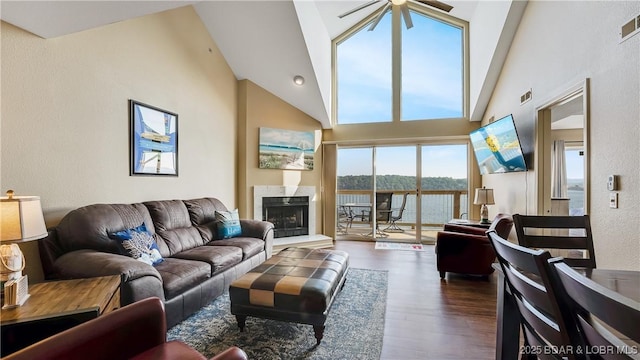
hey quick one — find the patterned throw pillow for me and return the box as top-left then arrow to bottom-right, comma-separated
109,224 -> 164,266
215,209 -> 242,239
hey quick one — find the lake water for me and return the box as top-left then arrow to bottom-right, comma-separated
338,189 -> 585,224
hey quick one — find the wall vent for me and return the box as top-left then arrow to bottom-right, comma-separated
520,89 -> 532,105
620,14 -> 640,43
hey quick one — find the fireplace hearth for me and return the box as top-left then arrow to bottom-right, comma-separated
262,196 -> 309,238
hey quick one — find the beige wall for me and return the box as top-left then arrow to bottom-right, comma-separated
237,80 -> 323,224
483,1 -> 640,270
1,6 -> 238,281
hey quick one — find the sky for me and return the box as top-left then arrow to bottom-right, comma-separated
337,145 -> 468,179
337,9 -> 463,124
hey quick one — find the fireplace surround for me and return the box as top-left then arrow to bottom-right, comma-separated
253,185 -> 331,251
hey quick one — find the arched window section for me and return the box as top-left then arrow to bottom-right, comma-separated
333,4 -> 468,125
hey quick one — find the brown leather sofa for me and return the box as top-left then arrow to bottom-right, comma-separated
435,213 -> 513,279
3,297 -> 248,360
39,197 -> 274,328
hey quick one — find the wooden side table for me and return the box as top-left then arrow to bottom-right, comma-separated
1,275 -> 121,356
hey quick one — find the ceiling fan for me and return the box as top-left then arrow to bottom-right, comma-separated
338,0 -> 453,31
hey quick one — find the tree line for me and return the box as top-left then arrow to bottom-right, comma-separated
338,175 -> 467,190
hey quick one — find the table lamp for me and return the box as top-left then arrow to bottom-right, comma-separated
474,187 -> 495,224
1,190 -> 47,307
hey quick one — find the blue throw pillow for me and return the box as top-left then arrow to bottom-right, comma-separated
109,224 -> 164,266
215,209 -> 242,239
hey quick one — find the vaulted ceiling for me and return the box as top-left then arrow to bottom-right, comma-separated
0,1 -> 527,129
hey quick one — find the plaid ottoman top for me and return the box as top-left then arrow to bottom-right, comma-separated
230,247 -> 349,314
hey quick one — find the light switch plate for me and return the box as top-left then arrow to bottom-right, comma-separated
609,192 -> 618,208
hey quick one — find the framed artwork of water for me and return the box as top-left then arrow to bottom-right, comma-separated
259,127 -> 314,170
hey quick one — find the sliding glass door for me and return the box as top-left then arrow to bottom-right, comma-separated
336,143 -> 468,242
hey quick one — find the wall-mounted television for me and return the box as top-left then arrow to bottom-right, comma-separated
469,114 -> 527,174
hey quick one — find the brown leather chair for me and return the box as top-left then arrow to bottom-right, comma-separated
436,213 -> 513,279
4,297 -> 248,360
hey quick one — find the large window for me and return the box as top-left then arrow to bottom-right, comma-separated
335,5 -> 466,124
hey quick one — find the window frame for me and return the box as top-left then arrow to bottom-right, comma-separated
332,3 -> 469,126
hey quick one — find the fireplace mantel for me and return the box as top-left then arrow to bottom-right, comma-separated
253,185 -> 332,252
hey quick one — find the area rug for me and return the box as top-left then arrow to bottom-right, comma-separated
375,241 -> 425,251
168,268 -> 387,360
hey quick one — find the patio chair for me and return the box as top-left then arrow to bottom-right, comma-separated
384,192 -> 409,232
366,192 -> 392,237
337,205 -> 355,234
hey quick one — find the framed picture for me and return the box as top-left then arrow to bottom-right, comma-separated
259,127 -> 314,170
129,100 -> 178,176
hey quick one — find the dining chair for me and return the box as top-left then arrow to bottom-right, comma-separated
549,259 -> 640,360
383,192 -> 409,232
513,214 -> 596,268
487,230 -> 579,360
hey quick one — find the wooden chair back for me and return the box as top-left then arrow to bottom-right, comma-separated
513,214 -> 596,268
549,259 -> 640,360
487,230 -> 577,360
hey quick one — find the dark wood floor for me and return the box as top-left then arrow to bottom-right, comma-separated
331,240 -> 498,360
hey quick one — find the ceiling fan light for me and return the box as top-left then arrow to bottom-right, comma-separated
392,0 -> 407,5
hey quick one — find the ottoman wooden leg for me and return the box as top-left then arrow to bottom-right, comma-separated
236,315 -> 247,332
313,325 -> 325,345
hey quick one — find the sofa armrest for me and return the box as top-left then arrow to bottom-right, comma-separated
54,249 -> 162,283
239,219 -> 274,258
442,223 -> 488,236
210,346 -> 248,360
4,297 -> 167,360
435,231 -> 492,254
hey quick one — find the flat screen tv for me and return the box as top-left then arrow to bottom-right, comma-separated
469,114 -> 527,174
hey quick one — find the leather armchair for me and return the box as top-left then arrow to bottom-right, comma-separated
4,297 -> 248,360
435,213 -> 513,279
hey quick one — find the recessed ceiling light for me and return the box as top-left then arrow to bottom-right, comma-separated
293,75 -> 305,86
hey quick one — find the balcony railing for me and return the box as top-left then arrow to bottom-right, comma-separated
337,189 -> 468,227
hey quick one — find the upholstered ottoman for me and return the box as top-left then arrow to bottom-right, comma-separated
229,247 -> 349,345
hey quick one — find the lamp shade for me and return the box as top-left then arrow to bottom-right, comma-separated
474,188 -> 495,205
1,193 -> 47,243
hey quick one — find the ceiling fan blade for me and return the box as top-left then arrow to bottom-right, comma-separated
338,0 -> 381,18
368,2 -> 392,31
414,0 -> 453,12
400,4 -> 413,29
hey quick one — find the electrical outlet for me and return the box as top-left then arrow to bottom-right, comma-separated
609,192 -> 618,208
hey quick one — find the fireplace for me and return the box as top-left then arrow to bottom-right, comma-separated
262,196 -> 309,238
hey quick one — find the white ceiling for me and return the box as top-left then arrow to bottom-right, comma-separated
0,0 -> 512,129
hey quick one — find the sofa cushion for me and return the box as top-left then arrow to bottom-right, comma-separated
183,198 -> 229,242
214,209 -> 242,239
153,258 -> 210,300
55,203 -> 156,255
109,224 -> 164,266
208,237 -> 265,259
143,200 -> 205,256
172,246 -> 242,275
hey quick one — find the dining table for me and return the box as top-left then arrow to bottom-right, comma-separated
493,263 -> 640,360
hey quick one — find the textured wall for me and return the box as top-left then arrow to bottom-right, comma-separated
1,6 -> 238,280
